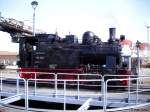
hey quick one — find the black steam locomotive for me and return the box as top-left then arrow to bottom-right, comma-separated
18,28 -> 130,80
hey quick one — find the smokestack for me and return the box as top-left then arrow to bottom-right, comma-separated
108,28 -> 116,43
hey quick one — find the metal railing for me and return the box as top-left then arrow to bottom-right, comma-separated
103,76 -> 150,111
0,71 -> 150,111
22,72 -> 103,111
26,78 -> 103,111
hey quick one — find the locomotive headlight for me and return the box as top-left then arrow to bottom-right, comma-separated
33,46 -> 37,51
102,64 -> 106,68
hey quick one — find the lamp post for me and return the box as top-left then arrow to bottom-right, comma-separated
0,12 -> 1,20
31,1 -> 38,36
145,25 -> 150,57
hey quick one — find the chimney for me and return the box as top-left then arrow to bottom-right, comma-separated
108,28 -> 116,43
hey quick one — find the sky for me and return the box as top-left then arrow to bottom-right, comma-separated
0,0 -> 150,52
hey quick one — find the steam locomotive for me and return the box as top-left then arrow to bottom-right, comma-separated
18,28 -> 134,83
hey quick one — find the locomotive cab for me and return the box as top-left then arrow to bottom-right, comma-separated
19,37 -> 38,68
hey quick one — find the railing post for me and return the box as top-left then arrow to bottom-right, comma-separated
77,74 -> 80,100
0,71 -> 2,92
55,73 -> 58,97
136,78 -> 139,104
0,71 -> 2,101
64,80 -> 66,111
103,77 -> 107,112
34,72 -> 37,96
16,73 -> 20,95
128,76 -> 131,103
101,76 -> 104,97
25,79 -> 29,110
105,81 -> 108,112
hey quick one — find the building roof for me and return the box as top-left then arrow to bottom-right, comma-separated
0,51 -> 18,56
120,39 -> 132,46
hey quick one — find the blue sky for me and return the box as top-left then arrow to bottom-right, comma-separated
0,0 -> 150,52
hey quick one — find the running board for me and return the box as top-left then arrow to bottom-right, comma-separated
1,94 -> 21,104
77,98 -> 92,111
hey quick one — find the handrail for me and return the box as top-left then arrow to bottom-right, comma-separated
0,71 -> 150,111
26,78 -> 103,111
104,76 -> 150,111
19,71 -> 102,76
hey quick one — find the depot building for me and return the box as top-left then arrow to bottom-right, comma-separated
0,51 -> 18,65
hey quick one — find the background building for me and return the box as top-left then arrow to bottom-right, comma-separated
0,51 -> 18,65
